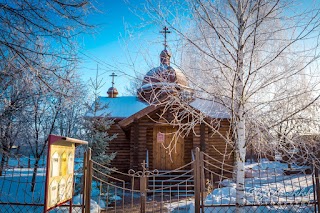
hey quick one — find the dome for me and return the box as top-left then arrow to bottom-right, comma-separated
141,65 -> 188,88
137,33 -> 192,102
107,87 -> 118,98
141,48 -> 188,88
137,60 -> 190,103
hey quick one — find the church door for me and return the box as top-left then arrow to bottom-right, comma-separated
153,126 -> 184,170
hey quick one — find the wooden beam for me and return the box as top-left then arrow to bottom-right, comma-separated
134,119 -> 139,170
200,123 -> 206,151
118,105 -> 160,129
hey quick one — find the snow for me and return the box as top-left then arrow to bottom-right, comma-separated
206,187 -> 237,205
85,96 -> 231,121
0,156 -> 47,204
86,96 -> 149,118
0,156 -> 315,213
72,194 -> 102,213
85,93 -> 230,120
169,159 -> 315,213
0,156 -> 102,213
190,98 -> 230,118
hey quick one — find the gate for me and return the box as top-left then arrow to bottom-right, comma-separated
82,148 -> 196,213
83,148 -> 320,213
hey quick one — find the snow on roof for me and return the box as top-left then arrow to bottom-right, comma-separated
89,96 -> 149,118
87,96 -> 229,119
189,98 -> 230,119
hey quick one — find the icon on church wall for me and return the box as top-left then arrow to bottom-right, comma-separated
66,176 -> 73,198
51,152 -> 60,177
60,152 -> 67,176
58,178 -> 66,202
68,152 -> 74,175
157,132 -> 165,143
49,179 -> 58,207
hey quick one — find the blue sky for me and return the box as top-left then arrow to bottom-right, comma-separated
76,0 -> 319,99
77,0 -> 173,97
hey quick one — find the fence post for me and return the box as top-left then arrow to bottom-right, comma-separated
194,147 -> 201,213
140,160 -> 147,213
315,163 -> 320,213
200,151 -> 205,213
84,149 -> 92,213
82,151 -> 88,213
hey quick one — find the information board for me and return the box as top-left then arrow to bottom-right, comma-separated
157,132 -> 165,143
44,135 -> 87,212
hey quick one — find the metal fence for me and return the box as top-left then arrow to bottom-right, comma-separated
84,148 -> 195,213
0,153 -> 85,213
83,148 -> 319,213
0,147 -> 319,213
200,149 -> 319,213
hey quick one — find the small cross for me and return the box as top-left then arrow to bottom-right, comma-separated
110,72 -> 117,87
160,26 -> 171,49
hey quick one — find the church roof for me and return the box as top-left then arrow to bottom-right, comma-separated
88,96 -> 149,118
91,96 -> 230,120
190,98 -> 230,119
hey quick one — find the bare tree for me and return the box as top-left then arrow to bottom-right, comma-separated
83,66 -> 116,166
259,75 -> 320,164
135,0 -> 320,210
0,0 -> 93,91
16,66 -> 87,191
0,70 -> 31,176
23,73 -> 63,192
55,77 -> 87,138
0,0 -> 95,189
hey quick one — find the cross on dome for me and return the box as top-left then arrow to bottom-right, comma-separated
110,72 -> 117,87
160,26 -> 171,50
159,27 -> 172,66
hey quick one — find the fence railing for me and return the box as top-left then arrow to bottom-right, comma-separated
83,148 -> 320,213
0,152 -> 86,213
1,147 -> 318,212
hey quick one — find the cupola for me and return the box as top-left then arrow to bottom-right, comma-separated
107,72 -> 118,98
137,27 -> 191,103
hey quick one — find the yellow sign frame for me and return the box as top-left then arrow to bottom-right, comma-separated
44,135 -> 87,212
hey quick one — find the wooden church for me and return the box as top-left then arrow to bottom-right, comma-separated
97,28 -> 234,175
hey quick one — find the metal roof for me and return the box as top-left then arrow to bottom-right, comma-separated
89,96 -> 230,119
189,98 -> 230,119
88,96 -> 149,118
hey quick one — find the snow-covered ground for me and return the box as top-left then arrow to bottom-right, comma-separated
170,159 -> 316,213
0,157 -> 316,212
0,156 -> 102,213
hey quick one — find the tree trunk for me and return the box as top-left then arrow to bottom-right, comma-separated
235,2 -> 246,212
235,109 -> 246,212
31,157 -> 40,192
0,154 -> 6,176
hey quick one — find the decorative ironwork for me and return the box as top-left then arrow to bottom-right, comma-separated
128,160 -> 159,177
85,148 -> 318,212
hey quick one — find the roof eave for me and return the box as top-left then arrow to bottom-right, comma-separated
118,104 -> 162,129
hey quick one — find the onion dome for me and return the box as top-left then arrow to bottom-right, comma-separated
107,72 -> 118,98
107,87 -> 118,98
137,49 -> 190,102
137,26 -> 192,102
141,65 -> 188,87
142,49 -> 188,87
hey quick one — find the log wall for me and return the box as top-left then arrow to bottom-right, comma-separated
107,121 -> 130,173
107,109 -> 234,177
